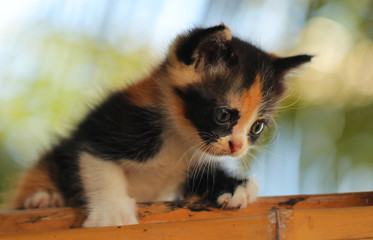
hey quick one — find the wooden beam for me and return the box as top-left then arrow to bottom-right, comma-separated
1,204 -> 373,240
0,213 -> 277,240
0,192 -> 372,235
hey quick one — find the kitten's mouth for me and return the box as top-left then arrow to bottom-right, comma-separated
202,147 -> 245,158
198,140 -> 247,158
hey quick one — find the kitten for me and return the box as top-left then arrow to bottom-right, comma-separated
12,24 -> 311,227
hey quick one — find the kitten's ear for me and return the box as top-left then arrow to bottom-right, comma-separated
268,54 -> 312,101
272,54 -> 313,76
170,24 -> 232,68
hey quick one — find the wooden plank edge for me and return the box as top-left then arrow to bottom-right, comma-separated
0,212 -> 277,240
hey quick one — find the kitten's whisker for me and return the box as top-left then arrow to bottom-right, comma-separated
178,142 -> 202,165
276,89 -> 302,111
188,143 -> 205,186
187,141 -> 217,193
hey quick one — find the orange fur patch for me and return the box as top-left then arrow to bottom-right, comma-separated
166,63 -> 202,88
222,25 -> 232,41
167,88 -> 197,136
125,69 -> 161,107
235,74 -> 263,128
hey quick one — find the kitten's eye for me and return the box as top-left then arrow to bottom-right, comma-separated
250,120 -> 265,135
215,108 -> 231,124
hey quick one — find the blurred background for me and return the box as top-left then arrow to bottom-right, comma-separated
0,0 -> 372,206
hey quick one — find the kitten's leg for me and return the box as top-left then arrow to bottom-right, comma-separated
185,165 -> 258,209
12,162 -> 65,209
80,153 -> 138,227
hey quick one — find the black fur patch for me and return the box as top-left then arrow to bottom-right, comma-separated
174,85 -> 239,144
45,140 -> 86,207
73,92 -> 164,162
230,37 -> 271,90
185,165 -> 246,201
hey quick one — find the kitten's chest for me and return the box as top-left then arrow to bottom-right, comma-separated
123,135 -> 194,202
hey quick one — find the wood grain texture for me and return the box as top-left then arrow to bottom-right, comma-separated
0,208 -> 85,234
0,192 -> 372,238
279,206 -> 373,240
0,213 -> 277,240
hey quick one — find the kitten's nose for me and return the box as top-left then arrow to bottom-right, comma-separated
229,141 -> 242,153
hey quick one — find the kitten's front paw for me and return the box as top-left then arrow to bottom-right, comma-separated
82,198 -> 138,227
83,211 -> 138,228
82,209 -> 138,227
24,190 -> 65,209
217,179 -> 258,209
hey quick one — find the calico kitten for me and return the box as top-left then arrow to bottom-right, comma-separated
12,24 -> 311,227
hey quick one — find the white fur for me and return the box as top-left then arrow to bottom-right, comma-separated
24,190 -> 64,209
80,153 -> 138,227
217,177 -> 258,209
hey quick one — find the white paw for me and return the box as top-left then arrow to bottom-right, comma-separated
217,178 -> 258,209
83,211 -> 138,228
24,191 -> 65,209
82,198 -> 139,227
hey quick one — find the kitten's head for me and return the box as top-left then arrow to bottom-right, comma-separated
164,24 -> 311,159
